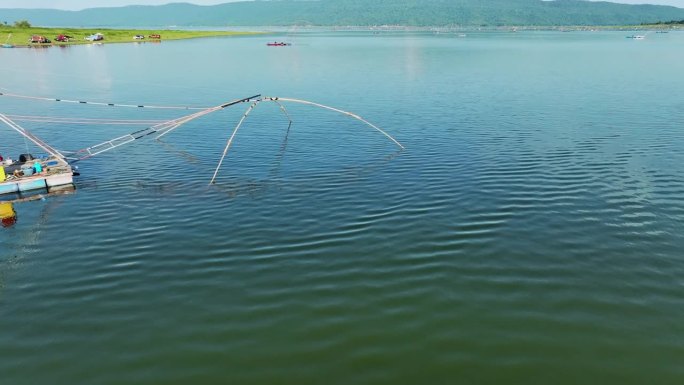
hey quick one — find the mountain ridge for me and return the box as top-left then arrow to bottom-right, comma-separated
2,0 -> 684,27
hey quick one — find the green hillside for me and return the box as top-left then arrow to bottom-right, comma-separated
1,0 -> 683,27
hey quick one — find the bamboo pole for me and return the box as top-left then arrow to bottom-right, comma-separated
271,99 -> 293,124
0,114 -> 66,160
155,95 -> 260,140
154,106 -> 221,139
209,101 -> 261,185
265,97 -> 404,149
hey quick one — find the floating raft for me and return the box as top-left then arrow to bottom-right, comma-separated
0,158 -> 74,195
0,113 -> 75,196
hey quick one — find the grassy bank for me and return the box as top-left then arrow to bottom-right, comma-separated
0,27 -> 262,46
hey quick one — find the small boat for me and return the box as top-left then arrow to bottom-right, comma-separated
55,34 -> 72,42
85,33 -> 104,42
267,42 -> 291,46
626,35 -> 645,40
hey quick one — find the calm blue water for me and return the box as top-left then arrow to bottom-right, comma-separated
1,31 -> 684,384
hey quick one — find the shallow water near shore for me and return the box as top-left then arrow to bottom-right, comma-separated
1,31 -> 684,384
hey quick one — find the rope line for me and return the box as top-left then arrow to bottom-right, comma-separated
0,91 -> 212,110
5,115 -> 167,126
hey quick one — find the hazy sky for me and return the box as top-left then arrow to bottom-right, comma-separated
0,0 -> 682,11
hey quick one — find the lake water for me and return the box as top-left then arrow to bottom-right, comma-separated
1,31 -> 683,384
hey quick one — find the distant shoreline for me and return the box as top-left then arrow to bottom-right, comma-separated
1,24 -> 679,48
0,27 -> 265,48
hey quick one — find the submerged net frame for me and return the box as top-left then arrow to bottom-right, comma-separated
0,92 -> 404,185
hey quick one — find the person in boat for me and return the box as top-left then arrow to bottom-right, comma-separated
0,153 -> 3,162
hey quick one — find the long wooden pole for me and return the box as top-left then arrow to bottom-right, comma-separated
209,100 -> 261,185
265,97 -> 404,149
0,113 -> 66,160
155,95 -> 260,140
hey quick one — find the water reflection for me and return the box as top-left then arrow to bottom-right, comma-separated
0,185 -> 76,230
0,202 -> 17,228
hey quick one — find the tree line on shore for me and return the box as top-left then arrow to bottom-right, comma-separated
646,19 -> 684,25
3,20 -> 31,28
